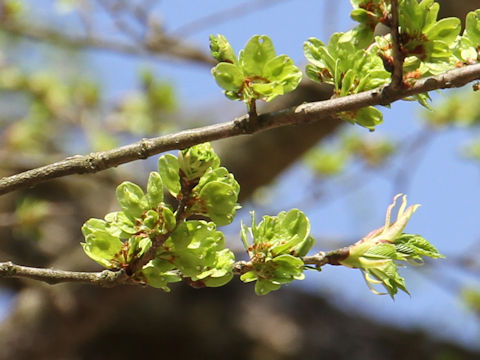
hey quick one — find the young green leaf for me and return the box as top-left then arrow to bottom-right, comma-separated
160,221 -> 234,284
146,171 -> 164,208
465,10 -> 480,45
158,154 -> 180,197
209,34 -> 237,64
304,32 -> 389,130
116,181 -> 149,219
189,166 -> 240,226
211,62 -> 244,92
340,107 -> 383,131
81,219 -> 125,268
240,35 -> 276,75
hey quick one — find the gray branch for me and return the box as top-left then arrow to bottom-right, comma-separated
0,248 -> 350,287
0,262 -> 131,286
1,62 -> 479,196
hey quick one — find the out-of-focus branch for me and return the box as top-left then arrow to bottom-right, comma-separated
389,0 -> 404,90
1,62 -> 479,196
0,20 -> 215,66
97,0 -> 142,41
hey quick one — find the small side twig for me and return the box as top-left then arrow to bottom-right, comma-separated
246,98 -> 258,133
389,0 -> 404,90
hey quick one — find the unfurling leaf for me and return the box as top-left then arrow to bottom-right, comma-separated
209,34 -> 237,64
338,194 -> 443,298
178,142 -> 220,181
159,221 -> 235,285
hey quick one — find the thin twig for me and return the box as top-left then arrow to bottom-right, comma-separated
389,0 -> 404,89
0,261 -> 131,286
1,63 -> 479,196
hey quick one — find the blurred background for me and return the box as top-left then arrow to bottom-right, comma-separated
1,0 -> 480,359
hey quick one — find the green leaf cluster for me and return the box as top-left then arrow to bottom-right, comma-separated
304,33 -> 390,130
347,1 -> 480,112
159,143 -> 241,226
81,143 -> 239,291
210,34 -> 302,105
349,0 -> 463,76
342,241 -> 410,297
240,210 -> 315,295
210,2 -> 479,132
154,221 -> 235,288
379,0 -> 461,77
304,33 -> 390,96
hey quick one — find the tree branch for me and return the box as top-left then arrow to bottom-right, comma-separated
0,261 -> 131,286
1,62 -> 479,196
0,248 -> 351,287
389,0 -> 404,89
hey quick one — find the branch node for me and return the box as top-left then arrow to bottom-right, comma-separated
137,138 -> 150,159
